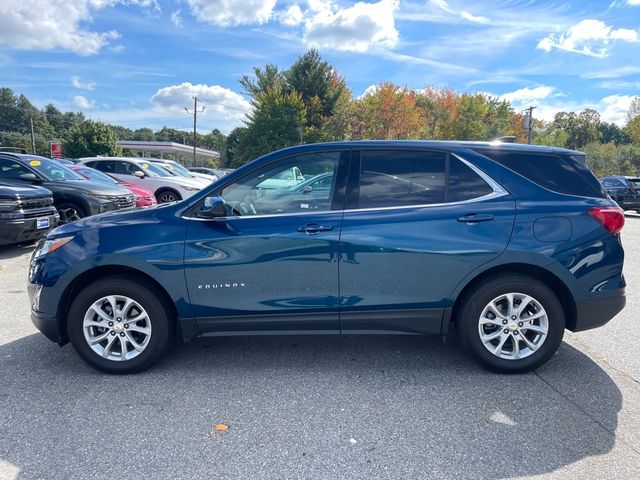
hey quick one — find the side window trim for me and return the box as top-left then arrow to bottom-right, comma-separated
344,149 -> 506,213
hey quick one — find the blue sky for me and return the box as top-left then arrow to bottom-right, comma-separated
1,0 -> 639,134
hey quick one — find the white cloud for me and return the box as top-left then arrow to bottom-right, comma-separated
537,19 -> 639,57
185,0 -> 276,27
460,11 -> 489,24
599,95 -> 635,125
303,0 -> 399,53
72,95 -> 95,109
359,84 -> 379,98
432,0 -> 490,24
280,4 -> 304,26
498,86 -> 556,105
627,0 -> 640,5
0,0 -> 121,55
582,66 -> 640,79
150,82 -> 251,125
71,76 -> 96,91
171,9 -> 183,27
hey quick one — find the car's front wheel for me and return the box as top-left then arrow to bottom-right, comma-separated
155,189 -> 181,204
57,202 -> 85,224
456,274 -> 565,373
67,276 -> 173,374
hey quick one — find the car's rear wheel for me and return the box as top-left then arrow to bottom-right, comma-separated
67,276 -> 172,374
57,202 -> 85,224
155,189 -> 181,203
456,274 -> 565,373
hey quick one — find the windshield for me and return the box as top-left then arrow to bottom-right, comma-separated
137,161 -> 174,177
25,157 -> 84,181
158,163 -> 190,178
164,162 -> 193,177
74,166 -> 119,185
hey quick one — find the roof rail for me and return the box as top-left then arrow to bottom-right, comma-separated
494,136 -> 517,143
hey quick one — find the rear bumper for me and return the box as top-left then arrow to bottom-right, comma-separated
573,294 -> 626,332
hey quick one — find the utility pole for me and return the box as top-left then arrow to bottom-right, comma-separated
184,96 -> 205,167
524,106 -> 536,145
29,117 -> 36,154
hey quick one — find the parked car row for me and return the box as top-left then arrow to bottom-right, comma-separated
599,175 -> 640,212
0,152 -> 220,246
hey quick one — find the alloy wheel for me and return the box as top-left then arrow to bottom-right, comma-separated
83,295 -> 152,362
478,292 -> 549,360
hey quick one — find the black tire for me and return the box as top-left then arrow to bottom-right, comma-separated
67,275 -> 173,374
57,202 -> 86,224
155,189 -> 181,204
455,273 -> 565,373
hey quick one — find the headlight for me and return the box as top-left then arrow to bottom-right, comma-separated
33,236 -> 75,259
179,185 -> 200,192
0,200 -> 19,212
88,194 -> 113,201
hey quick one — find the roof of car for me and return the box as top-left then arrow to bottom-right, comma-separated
279,140 -> 583,155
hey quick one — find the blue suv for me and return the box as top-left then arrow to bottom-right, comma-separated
27,141 -> 626,374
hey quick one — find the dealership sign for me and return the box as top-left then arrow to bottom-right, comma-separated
50,142 -> 62,158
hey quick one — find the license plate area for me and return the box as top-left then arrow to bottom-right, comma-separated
36,217 -> 50,229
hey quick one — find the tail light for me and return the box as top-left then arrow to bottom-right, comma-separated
588,206 -> 625,234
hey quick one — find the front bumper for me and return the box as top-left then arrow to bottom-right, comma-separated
573,294 -> 626,332
0,213 -> 59,246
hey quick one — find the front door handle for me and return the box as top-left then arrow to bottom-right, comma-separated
298,223 -> 334,234
457,213 -> 494,223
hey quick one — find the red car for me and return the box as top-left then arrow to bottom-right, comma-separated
70,165 -> 157,207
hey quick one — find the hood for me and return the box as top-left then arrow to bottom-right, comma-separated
45,179 -> 131,196
51,201 -> 175,237
0,181 -> 53,199
158,175 -> 204,189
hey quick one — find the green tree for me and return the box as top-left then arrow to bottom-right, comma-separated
63,120 -> 122,158
598,121 -> 629,145
132,127 -> 156,141
225,127 -> 246,168
285,49 -> 345,142
550,109 -> 601,149
625,116 -> 640,145
236,84 -> 306,164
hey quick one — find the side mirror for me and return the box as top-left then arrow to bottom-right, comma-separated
302,185 -> 313,194
133,171 -> 145,178
200,195 -> 226,219
19,173 -> 40,182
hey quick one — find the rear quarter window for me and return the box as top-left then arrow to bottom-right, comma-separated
474,149 -> 606,198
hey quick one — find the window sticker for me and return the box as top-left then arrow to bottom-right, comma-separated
29,160 -> 41,166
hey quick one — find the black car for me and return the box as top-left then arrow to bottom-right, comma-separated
0,182 -> 59,246
599,175 -> 640,212
0,153 -> 136,223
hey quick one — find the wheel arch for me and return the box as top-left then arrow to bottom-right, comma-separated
450,263 -> 577,332
57,265 -> 181,344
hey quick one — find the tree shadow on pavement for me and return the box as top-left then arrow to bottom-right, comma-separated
0,332 -> 626,480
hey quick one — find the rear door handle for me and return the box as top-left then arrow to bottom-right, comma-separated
457,213 -> 494,223
298,223 -> 334,234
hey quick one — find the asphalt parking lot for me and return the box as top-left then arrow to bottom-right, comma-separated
1,220 -> 640,480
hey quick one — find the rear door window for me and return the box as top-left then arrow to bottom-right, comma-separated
358,151 -> 446,208
354,151 -> 494,209
88,161 -> 117,174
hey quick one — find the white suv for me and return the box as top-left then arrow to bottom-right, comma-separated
78,157 -> 202,203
